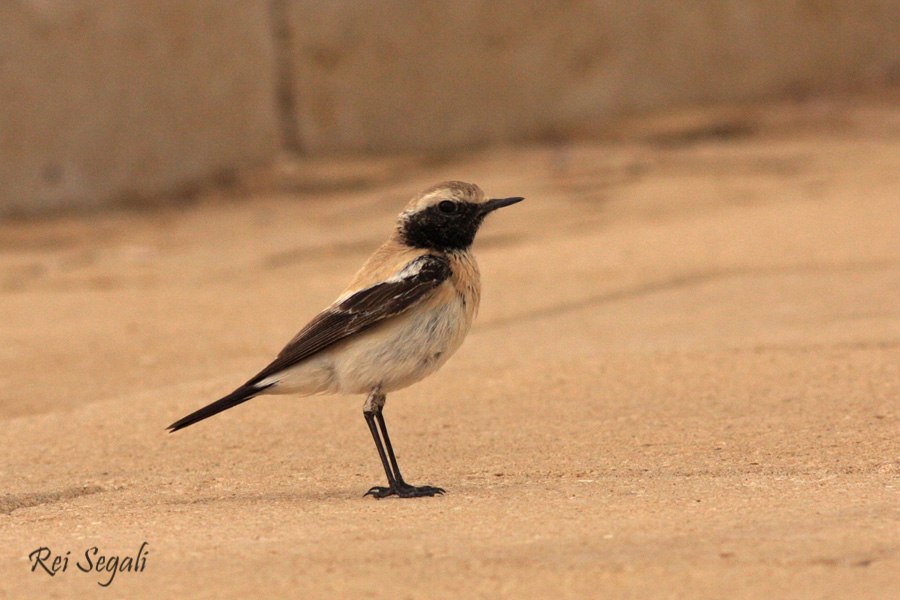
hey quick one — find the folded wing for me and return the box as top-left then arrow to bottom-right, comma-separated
168,254 -> 451,432
248,253 -> 451,385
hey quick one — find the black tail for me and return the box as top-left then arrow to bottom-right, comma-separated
167,383 -> 273,433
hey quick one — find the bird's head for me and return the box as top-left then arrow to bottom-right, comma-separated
397,181 -> 523,251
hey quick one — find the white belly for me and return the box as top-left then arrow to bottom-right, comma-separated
270,294 -> 472,396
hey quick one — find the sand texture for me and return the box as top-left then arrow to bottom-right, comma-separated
2,103 -> 900,598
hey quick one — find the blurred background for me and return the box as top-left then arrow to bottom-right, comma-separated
2,0 -> 900,214
3,0 -> 900,420
5,5 -> 900,598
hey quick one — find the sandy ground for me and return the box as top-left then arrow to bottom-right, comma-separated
2,101 -> 900,599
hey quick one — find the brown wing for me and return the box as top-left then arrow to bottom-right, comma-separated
246,254 -> 451,386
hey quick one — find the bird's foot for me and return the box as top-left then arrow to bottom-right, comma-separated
364,482 -> 445,499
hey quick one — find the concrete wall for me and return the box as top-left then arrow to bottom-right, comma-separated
0,1 -> 280,214
2,1 -> 900,214
287,1 -> 900,152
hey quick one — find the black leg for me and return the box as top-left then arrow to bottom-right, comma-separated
364,411 -> 397,488
362,393 -> 445,499
375,411 -> 405,484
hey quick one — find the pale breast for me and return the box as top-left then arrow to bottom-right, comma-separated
325,260 -> 476,395
277,248 -> 481,396
448,249 -> 480,323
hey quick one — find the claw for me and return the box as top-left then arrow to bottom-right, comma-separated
364,486 -> 391,498
364,483 -> 446,499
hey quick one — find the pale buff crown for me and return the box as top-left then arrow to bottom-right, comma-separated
400,181 -> 486,217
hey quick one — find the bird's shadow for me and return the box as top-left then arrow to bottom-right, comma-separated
161,487 -> 379,507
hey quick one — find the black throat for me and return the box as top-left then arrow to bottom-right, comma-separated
399,202 -> 485,251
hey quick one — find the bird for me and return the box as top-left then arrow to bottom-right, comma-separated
167,181 -> 523,498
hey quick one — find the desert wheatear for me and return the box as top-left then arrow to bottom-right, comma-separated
168,181 -> 523,498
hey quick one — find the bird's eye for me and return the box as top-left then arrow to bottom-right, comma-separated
438,200 -> 457,214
